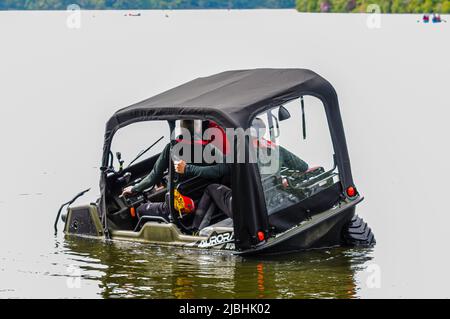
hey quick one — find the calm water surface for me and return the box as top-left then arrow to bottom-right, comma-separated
60,239 -> 373,298
0,10 -> 449,298
0,192 -> 374,298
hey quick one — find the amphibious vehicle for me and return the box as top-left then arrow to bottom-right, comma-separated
55,69 -> 375,255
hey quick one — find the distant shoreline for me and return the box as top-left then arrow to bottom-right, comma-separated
0,9 -> 448,15
1,0 -> 449,13
1,9 -> 449,14
2,8 -> 297,11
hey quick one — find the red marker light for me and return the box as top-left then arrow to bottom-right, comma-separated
257,231 -> 265,241
346,186 -> 356,197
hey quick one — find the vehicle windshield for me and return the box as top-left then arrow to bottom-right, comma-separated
253,95 -> 339,215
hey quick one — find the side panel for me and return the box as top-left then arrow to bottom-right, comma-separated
64,204 -> 104,237
238,198 -> 362,256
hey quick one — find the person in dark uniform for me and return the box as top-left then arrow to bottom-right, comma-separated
191,118 -> 309,232
121,120 -> 230,221
191,183 -> 233,232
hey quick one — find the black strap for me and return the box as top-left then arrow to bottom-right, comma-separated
301,96 -> 306,140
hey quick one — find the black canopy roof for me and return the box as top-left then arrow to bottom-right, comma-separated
102,68 -> 353,189
108,68 -> 337,130
100,68 -> 356,249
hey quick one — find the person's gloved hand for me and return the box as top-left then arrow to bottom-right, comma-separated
174,160 -> 187,174
281,177 -> 289,189
121,186 -> 134,197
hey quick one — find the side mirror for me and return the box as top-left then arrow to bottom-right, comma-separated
278,106 -> 291,121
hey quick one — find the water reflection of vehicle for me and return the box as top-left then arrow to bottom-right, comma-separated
63,237 -> 374,298
57,69 -> 375,255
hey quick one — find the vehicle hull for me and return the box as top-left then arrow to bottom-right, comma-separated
237,203 -> 357,256
64,196 -> 364,255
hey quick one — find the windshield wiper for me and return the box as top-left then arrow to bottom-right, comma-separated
127,136 -> 164,168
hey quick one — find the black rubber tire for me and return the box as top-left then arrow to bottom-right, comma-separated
343,215 -> 376,247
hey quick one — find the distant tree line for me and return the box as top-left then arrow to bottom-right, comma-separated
0,0 -> 295,10
296,0 -> 450,13
1,0 -> 448,12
